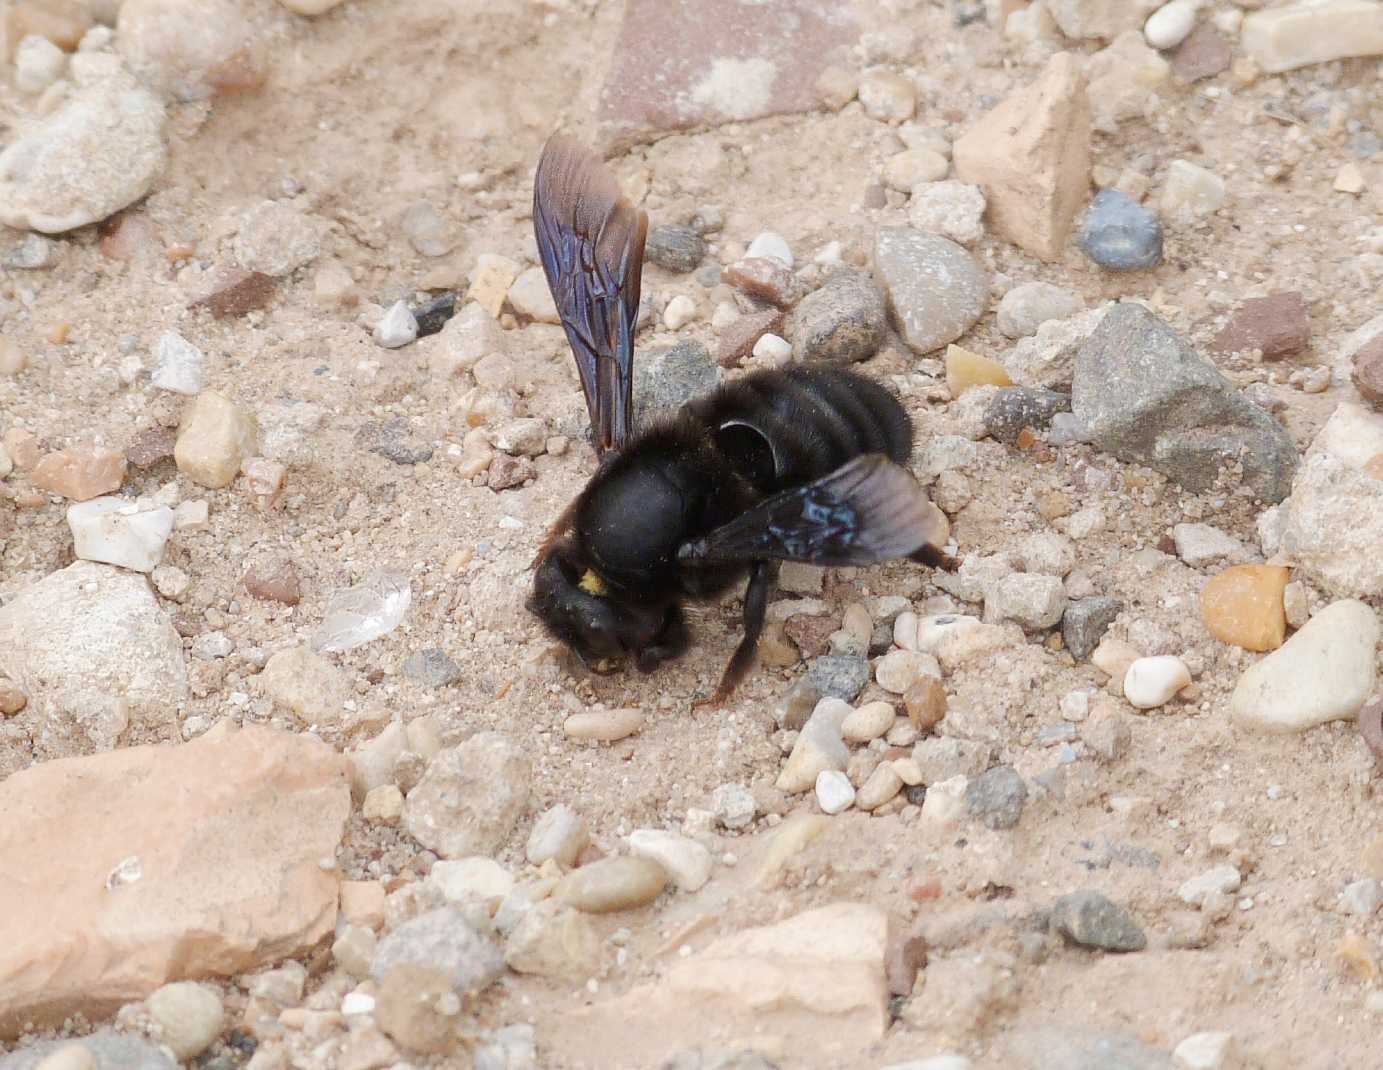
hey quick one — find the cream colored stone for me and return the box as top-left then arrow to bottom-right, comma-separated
507,265 -> 560,324
0,725 -> 350,1038
175,391 -> 256,489
467,254 -> 520,318
1241,1 -> 1383,73
259,645 -> 349,727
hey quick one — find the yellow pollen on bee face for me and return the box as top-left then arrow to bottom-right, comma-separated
579,569 -> 610,597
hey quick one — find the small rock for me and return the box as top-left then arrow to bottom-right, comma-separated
374,300 -> 419,349
175,390 -> 256,489
151,331 -> 204,396
646,224 -> 706,273
374,964 -> 465,1055
874,228 -> 989,354
1341,878 -> 1383,917
403,733 -> 531,858
746,231 -> 793,267
785,270 -> 886,364
1177,865 -> 1241,906
841,700 -> 896,742
1172,22 -> 1232,83
501,266 -> 559,326
716,309 -> 784,366
467,253 -> 520,318
1199,565 -> 1289,652
882,148 -> 948,191
1353,336 -> 1383,407
723,257 -> 799,307
526,804 -> 589,867
259,645 -> 348,727
1172,523 -> 1245,567
1173,1032 -> 1236,1070
1048,0 -> 1160,40
965,766 -> 1027,829
712,783 -> 757,830
428,858 -> 513,903
859,69 -> 916,121
14,34 -> 66,94
1080,704 -> 1131,762
118,0 -> 265,100
662,294 -> 698,330
983,387 -> 1070,444
1241,1 -> 1383,74
904,676 -> 947,731
815,769 -> 855,814
1051,891 -> 1146,952
67,497 -> 174,574
371,906 -> 504,995
1062,597 -> 1123,660
563,707 -> 645,742
776,698 -> 850,792
953,52 -> 1091,262
856,762 -> 904,810
5,232 -> 56,269
413,291 -> 458,337
629,830 -> 712,892
1123,655 -> 1191,709
1212,292 -> 1310,361
362,783 -> 404,824
557,856 -> 668,913
332,924 -> 376,978
1078,189 -> 1164,270
403,648 -> 462,689
946,344 -> 1013,397
146,982 -> 224,1060
402,200 -> 458,258
233,200 -> 322,277
908,180 -> 986,246
0,679 -> 28,716
504,899 -> 602,982
243,558 -> 300,605
806,655 -> 870,701
1230,599 -> 1378,733
1085,30 -> 1171,132
921,774 -> 969,827
1143,0 -> 1197,49
634,340 -> 719,419
1159,160 -> 1226,225
997,283 -> 1083,340
32,444 -> 126,501
986,573 -> 1066,630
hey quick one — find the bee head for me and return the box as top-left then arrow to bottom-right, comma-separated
528,542 -> 637,670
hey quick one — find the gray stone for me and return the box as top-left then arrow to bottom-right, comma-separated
965,765 -> 1028,829
645,225 -> 706,273
403,733 -> 531,859
873,227 -> 989,355
1062,597 -> 1123,660
371,906 -> 505,995
984,387 -> 1071,445
998,1027 -> 1171,1070
1071,303 -> 1298,502
0,1032 -> 176,1070
1078,190 -> 1163,271
474,1023 -> 538,1070
403,648 -> 463,689
912,737 -> 991,784
805,655 -> 870,702
356,417 -> 434,465
785,270 -> 887,364
1050,891 -> 1146,952
634,340 -> 719,422
997,282 -> 1083,340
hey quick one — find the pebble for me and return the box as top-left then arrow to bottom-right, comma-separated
922,774 -> 969,827
712,783 -> 757,830
815,64 -> 859,110
806,655 -> 870,701
563,707 -> 645,742
1070,303 -> 1297,503
118,0 -> 265,99
1177,865 -> 1242,906
526,804 -> 589,867
146,982 -> 224,1060
875,651 -> 940,695
1123,655 -> 1192,709
15,34 -> 66,93
556,856 -> 669,913
722,256 -> 798,307
151,331 -> 204,396
0,678 -> 27,715
776,697 -> 850,792
32,444 -> 126,500
1199,565 -> 1289,652
413,291 -> 457,337
507,267 -> 560,324
841,700 -> 897,742
646,224 -> 706,272
945,344 -> 1012,397
1341,879 -> 1382,917
1335,163 -> 1366,195
858,69 -> 916,122
374,300 -> 419,348
1144,0 -> 1198,49
965,765 -> 1027,830
904,676 -> 947,731
746,231 -> 793,268
1160,160 -> 1226,224
1212,292 -> 1310,362
629,829 -> 713,892
662,294 -> 698,330
1048,0 -> 1160,39
260,645 -> 348,727
1241,1 -> 1383,74
373,964 -> 465,1055
908,180 -> 986,246
243,558 -> 300,605
985,573 -> 1067,630
1085,28 -> 1171,132
1172,523 -> 1244,567
882,148 -> 949,191
1173,1032 -> 1236,1070
371,905 -> 504,997
1080,704 -> 1131,762
856,762 -> 904,810
474,1024 -> 538,1070
6,232 -> 56,269
953,52 -> 1090,262
716,309 -> 784,366
467,254 -> 520,318
233,200 -> 321,277
785,270 -> 886,364
0,57 -> 165,233
67,497 -> 174,573
175,390 -> 256,489
429,858 -> 514,904
0,338 -> 26,377
1354,337 -> 1383,407
983,387 -> 1071,445
1051,890 -> 1147,952
402,200 -> 457,257
997,283 -> 1083,340
364,783 -> 405,824
815,769 -> 856,814
1019,531 -> 1076,577
1172,21 -> 1232,83
503,900 -> 601,983
1094,638 -> 1147,687
1078,190 -> 1164,271
873,227 -> 989,354
402,732 -> 530,858
1230,599 -> 1379,733
332,925 -> 376,978
634,340 -> 719,418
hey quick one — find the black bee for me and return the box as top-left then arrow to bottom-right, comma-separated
526,135 -> 955,703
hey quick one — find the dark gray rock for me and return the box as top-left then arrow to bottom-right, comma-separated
1078,190 -> 1163,271
984,387 -> 1071,445
412,291 -> 457,337
371,906 -> 505,994
1062,596 -> 1123,659
997,1028 -> 1171,1070
356,416 -> 435,465
785,270 -> 887,364
403,648 -> 462,688
634,340 -> 720,422
1050,891 -> 1147,952
646,224 -> 707,273
0,1033 -> 176,1070
965,765 -> 1028,829
1071,303 -> 1298,502
806,655 -> 870,702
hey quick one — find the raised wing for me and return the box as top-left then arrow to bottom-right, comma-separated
533,135 -> 647,455
676,454 -> 949,567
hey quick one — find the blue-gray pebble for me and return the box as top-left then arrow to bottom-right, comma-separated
1078,190 -> 1163,271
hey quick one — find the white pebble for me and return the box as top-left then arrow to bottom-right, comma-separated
1160,160 -> 1226,225
920,774 -> 968,827
15,35 -> 67,94
151,330 -> 204,396
1144,0 -> 1199,50
815,769 -> 856,814
68,497 -> 174,573
1340,878 -> 1382,917
1059,690 -> 1090,722
341,991 -> 375,1016
628,829 -> 713,892
34,1044 -> 96,1070
746,230 -> 793,268
752,333 -> 792,363
1122,655 -> 1191,709
662,294 -> 698,330
373,299 -> 418,348
1173,1031 -> 1235,1070
563,708 -> 644,741
146,982 -> 224,1060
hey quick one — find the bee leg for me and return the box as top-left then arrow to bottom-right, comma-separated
698,560 -> 772,708
635,604 -> 689,673
910,544 -> 959,572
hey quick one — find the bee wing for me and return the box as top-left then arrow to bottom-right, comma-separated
677,454 -> 949,567
533,135 -> 648,455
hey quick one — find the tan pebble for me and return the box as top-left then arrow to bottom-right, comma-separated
893,757 -> 924,786
842,602 -> 872,646
0,678 -> 27,715
175,391 -> 257,489
1091,637 -> 1140,692
466,254 -> 519,318
0,337 -> 27,376
1335,163 -> 1366,194
362,784 -> 404,825
31,444 -> 127,501
34,1044 -> 96,1070
242,457 -> 286,510
374,964 -> 464,1055
1200,565 -> 1289,652
903,676 -> 947,731
5,429 -> 42,471
856,763 -> 904,811
340,880 -> 387,931
757,813 -> 829,887
945,343 -> 1012,396
875,649 -> 940,694
815,64 -> 858,110
841,701 -> 896,743
563,708 -> 644,742
556,856 -> 667,913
